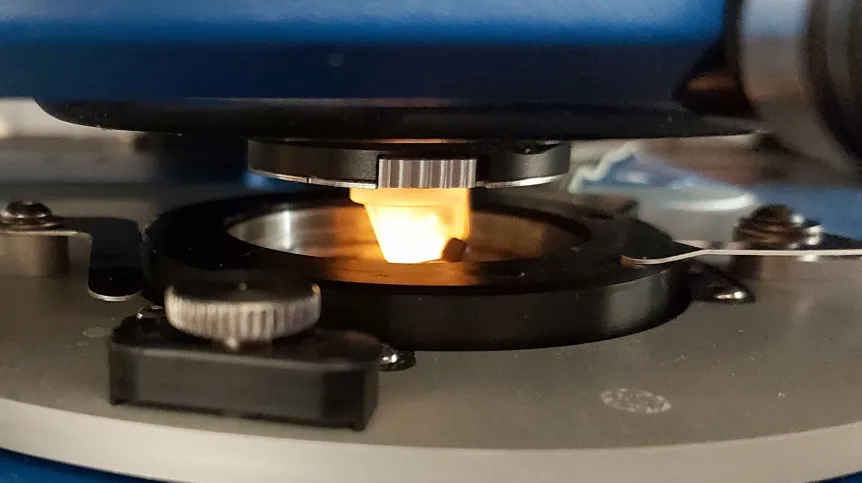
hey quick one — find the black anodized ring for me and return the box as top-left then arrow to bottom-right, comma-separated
143,189 -> 687,350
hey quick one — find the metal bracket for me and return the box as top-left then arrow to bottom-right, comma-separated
622,234 -> 862,266
0,201 -> 142,301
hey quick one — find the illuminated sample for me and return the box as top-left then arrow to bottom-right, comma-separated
350,188 -> 470,263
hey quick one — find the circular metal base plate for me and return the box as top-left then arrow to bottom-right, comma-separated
6,267 -> 862,482
4,196 -> 862,482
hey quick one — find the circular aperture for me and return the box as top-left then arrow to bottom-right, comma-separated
227,204 -> 585,262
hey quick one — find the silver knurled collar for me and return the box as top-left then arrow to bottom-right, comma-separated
164,281 -> 321,345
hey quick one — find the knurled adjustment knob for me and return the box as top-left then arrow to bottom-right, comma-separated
164,278 -> 321,349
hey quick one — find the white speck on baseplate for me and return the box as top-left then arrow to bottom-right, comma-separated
600,388 -> 671,414
82,327 -> 111,338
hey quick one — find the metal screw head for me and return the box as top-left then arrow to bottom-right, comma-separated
379,344 -> 415,371
735,204 -> 822,247
136,305 -> 165,320
709,286 -> 753,303
1,200 -> 57,227
747,204 -> 806,227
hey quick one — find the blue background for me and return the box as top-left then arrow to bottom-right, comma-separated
0,0 -> 723,100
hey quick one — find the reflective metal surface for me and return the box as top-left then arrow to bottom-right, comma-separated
228,204 -> 583,262
3,138 -> 862,481
377,158 -> 477,188
476,173 -> 566,188
734,204 -> 823,247
4,189 -> 862,482
6,221 -> 862,482
0,213 -> 142,301
0,234 -> 69,276
622,235 -> 862,265
248,141 -> 571,190
0,200 -> 68,276
246,169 -> 377,189
685,262 -> 754,304
1,200 -> 58,227
739,0 -> 853,168
164,279 -> 322,346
